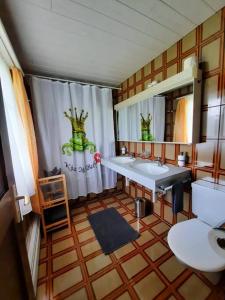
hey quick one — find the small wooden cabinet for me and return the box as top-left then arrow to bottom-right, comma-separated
37,174 -> 71,240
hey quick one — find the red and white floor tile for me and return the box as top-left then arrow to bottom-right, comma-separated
37,193 -> 225,300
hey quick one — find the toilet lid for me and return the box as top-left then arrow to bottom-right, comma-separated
168,218 -> 225,272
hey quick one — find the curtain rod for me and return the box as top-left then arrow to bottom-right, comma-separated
175,93 -> 193,100
0,20 -> 23,73
25,73 -> 121,90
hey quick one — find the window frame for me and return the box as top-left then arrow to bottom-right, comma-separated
0,80 -> 10,199
0,136 -> 8,199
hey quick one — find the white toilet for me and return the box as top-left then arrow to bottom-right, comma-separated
168,179 -> 225,273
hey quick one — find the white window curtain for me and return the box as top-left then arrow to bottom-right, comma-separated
31,77 -> 116,199
0,55 -> 35,215
173,95 -> 193,143
118,96 -> 165,141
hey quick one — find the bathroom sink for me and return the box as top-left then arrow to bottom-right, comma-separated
132,162 -> 169,175
102,157 -> 190,202
110,156 -> 135,164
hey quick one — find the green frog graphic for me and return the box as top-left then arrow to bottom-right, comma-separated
140,113 -> 154,141
62,108 -> 96,155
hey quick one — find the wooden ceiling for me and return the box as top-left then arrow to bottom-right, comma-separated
0,0 -> 224,86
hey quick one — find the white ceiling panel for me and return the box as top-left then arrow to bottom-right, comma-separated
65,0 -> 180,43
52,0 -> 166,52
24,0 -> 52,9
162,0 -> 214,24
203,0 -> 225,11
0,0 -> 224,86
115,0 -> 195,35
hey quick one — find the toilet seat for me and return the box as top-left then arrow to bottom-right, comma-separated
168,218 -> 225,272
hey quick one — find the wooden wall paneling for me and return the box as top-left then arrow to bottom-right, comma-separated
117,8 -> 225,224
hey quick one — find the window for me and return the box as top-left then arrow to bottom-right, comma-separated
0,136 -> 7,199
0,82 -> 8,199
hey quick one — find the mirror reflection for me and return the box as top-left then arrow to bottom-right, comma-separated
117,96 -> 165,142
172,95 -> 193,143
117,93 -> 194,144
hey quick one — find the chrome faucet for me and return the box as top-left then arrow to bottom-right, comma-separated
154,156 -> 163,166
130,152 -> 135,158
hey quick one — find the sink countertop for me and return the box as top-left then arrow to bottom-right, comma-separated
101,157 -> 191,202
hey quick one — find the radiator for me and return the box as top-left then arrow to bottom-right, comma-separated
26,215 -> 41,295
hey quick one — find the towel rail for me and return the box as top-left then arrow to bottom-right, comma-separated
157,177 -> 191,195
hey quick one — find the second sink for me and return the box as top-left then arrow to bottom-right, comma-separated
131,162 -> 169,175
110,156 -> 136,164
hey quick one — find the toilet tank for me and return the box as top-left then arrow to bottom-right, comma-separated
192,179 -> 225,227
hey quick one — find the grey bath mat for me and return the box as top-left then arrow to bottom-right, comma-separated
88,207 -> 140,254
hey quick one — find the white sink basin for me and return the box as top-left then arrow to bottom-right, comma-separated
132,162 -> 169,175
102,157 -> 190,202
110,156 -> 136,164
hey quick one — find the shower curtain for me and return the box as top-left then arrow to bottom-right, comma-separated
31,77 -> 116,199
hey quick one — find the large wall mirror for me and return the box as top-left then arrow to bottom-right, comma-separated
117,83 -> 200,144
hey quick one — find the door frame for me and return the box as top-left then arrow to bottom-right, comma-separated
0,188 -> 35,299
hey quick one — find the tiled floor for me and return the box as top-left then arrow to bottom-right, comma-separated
37,192 -> 225,300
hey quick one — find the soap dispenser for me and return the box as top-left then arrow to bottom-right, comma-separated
121,145 -> 127,155
178,152 -> 186,167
